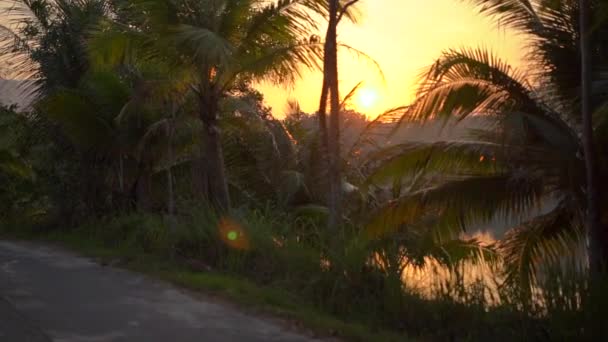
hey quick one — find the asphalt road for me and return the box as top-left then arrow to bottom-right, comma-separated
0,240 -> 320,342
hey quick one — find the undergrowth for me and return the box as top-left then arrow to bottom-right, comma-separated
2,207 -> 607,341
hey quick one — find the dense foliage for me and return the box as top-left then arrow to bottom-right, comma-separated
1,0 -> 608,340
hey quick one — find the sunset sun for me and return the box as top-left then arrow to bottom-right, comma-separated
356,87 -> 380,112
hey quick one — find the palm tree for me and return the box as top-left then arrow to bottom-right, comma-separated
318,0 -> 360,229
366,0 -> 608,289
0,0 -> 111,96
116,69 -> 199,212
579,0 -> 605,275
0,0 -> 122,222
220,86 -> 302,206
38,69 -> 138,211
100,0 -> 331,211
35,45 -> 200,213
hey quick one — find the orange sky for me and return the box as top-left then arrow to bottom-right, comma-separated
257,0 -> 526,118
1,0 -> 525,117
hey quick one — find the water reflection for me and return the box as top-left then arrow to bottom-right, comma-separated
400,231 -> 501,305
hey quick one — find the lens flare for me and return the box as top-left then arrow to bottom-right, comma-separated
218,217 -> 250,250
227,231 -> 238,241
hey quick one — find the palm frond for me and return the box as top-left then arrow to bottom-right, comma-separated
346,106 -> 408,160
38,89 -> 113,150
401,48 -> 540,124
171,23 -> 234,66
240,0 -> 317,48
0,0 -> 111,96
365,141 -> 504,187
337,0 -> 362,23
80,71 -> 131,117
500,201 -> 583,290
339,42 -> 386,84
430,237 -> 500,268
368,173 -> 545,238
230,40 -> 323,87
464,0 -> 544,33
340,81 -> 363,109
0,15 -> 42,94
87,25 -> 158,69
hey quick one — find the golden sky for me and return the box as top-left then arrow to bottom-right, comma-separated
1,0 -> 525,117
257,0 -> 525,118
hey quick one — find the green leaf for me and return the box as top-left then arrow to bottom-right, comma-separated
0,149 -> 34,180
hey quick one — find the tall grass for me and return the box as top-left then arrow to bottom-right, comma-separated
5,206 -> 607,341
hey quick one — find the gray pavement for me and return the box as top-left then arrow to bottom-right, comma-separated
0,240 -> 320,342
0,296 -> 50,341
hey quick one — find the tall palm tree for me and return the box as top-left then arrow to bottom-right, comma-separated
321,0 -> 341,230
366,0 -> 608,288
100,0 -> 333,211
579,0 -> 605,275
318,0 -> 360,229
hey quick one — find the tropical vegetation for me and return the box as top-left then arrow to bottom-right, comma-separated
1,0 -> 608,340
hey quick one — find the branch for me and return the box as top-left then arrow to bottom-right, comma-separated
337,0 -> 360,23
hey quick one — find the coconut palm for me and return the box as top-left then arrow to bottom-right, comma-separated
0,0 -> 111,97
36,47 -> 202,213
579,0 -> 604,275
0,0 -> 120,221
115,70 -> 199,212
219,87 -> 302,206
366,0 -> 608,289
93,0 -> 356,211
317,0 -> 362,229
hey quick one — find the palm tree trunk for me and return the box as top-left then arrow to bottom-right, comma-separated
325,0 -> 342,229
580,0 -> 607,274
191,154 -> 208,198
119,155 -> 124,192
199,93 -> 231,211
167,167 -> 174,212
166,116 -> 175,230
318,77 -> 329,148
317,62 -> 332,207
136,172 -> 151,211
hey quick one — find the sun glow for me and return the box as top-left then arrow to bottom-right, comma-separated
256,0 -> 524,119
356,86 -> 381,112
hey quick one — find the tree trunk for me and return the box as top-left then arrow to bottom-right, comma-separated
135,172 -> 151,211
167,167 -> 174,211
191,154 -> 208,199
166,118 -> 175,230
325,0 -> 342,230
318,77 -> 330,149
118,155 -> 124,192
317,63 -> 332,206
580,0 -> 607,275
199,93 -> 231,211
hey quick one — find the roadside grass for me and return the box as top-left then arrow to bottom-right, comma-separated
0,224 -> 409,342
5,209 -> 604,341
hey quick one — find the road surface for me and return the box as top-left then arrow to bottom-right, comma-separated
0,240 -> 322,342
